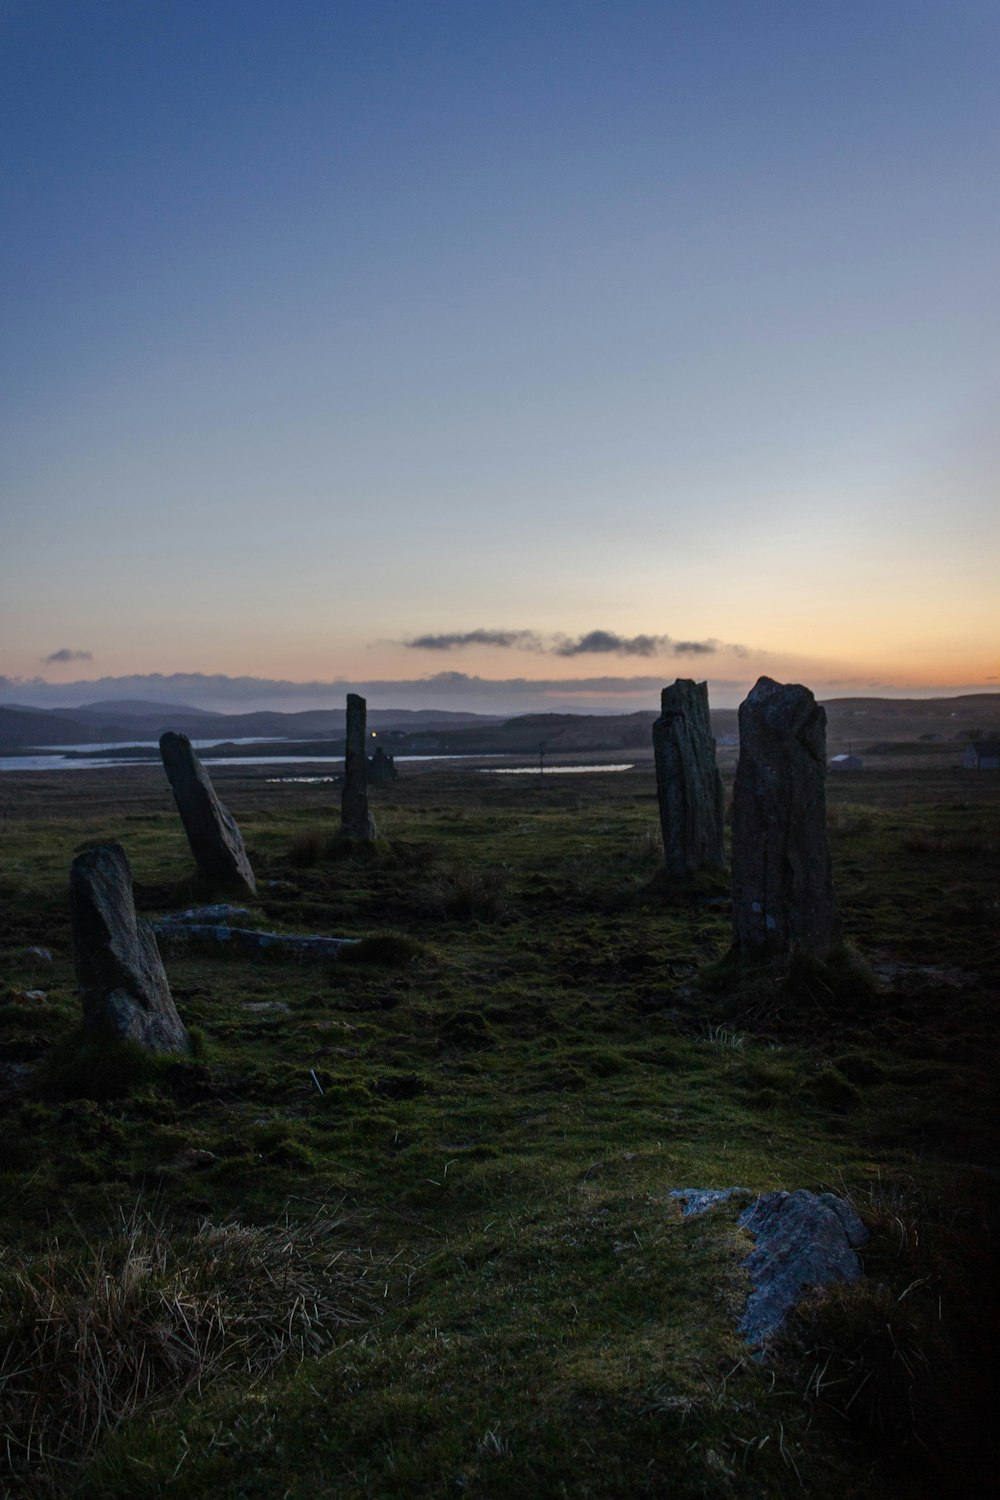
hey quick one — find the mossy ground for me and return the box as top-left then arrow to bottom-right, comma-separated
1,764 -> 998,1497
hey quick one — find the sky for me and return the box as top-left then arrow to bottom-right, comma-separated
2,0 -> 998,715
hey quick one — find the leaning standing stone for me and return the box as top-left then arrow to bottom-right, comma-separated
340,693 -> 377,841
731,676 -> 841,957
652,679 -> 726,877
70,844 -> 190,1054
159,731 -> 256,895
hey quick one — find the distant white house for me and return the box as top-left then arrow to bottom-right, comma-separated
829,753 -> 864,772
962,741 -> 1000,770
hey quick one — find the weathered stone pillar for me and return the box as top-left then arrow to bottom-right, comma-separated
70,843 -> 190,1054
731,677 -> 841,957
340,693 -> 377,841
159,732 -> 256,895
652,679 -> 726,877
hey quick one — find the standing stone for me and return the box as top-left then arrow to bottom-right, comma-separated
70,844 -> 190,1054
340,693 -> 377,841
652,679 -> 726,877
159,732 -> 256,895
731,677 -> 841,957
368,745 -> 398,786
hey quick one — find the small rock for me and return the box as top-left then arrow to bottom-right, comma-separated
160,1147 -> 217,1173
157,904 -> 253,926
152,922 -> 356,960
670,1186 -> 752,1218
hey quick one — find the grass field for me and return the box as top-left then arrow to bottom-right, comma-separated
1,762 -> 998,1498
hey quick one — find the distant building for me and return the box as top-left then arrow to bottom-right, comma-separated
962,741 -> 1000,770
829,753 -> 864,772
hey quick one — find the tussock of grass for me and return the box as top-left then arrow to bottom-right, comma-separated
626,826 -> 662,864
901,829 -> 997,856
0,1205 -> 377,1489
421,863 -> 508,919
0,1200 -> 379,1482
40,1034 -> 199,1101
339,931 -> 428,967
287,828 -> 328,867
827,803 -> 880,835
783,1173 -> 998,1481
701,944 -> 880,1034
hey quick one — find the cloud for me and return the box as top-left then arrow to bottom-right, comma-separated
554,631 -> 668,657
401,627 -> 750,660
671,640 -> 716,656
42,648 -> 93,665
404,629 -> 543,651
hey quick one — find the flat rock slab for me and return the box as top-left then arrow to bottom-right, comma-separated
157,904 -> 254,926
152,921 -> 356,961
670,1185 -> 869,1351
71,844 -> 191,1054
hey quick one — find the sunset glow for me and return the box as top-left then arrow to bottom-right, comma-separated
2,2 -> 997,716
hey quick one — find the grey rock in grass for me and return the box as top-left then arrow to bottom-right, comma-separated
152,920 -> 356,961
156,903 -> 253,927
737,1189 -> 869,1347
70,844 -> 190,1054
159,732 -> 256,895
340,693 -> 377,842
670,1186 -> 752,1218
731,676 -> 841,957
652,680 -> 726,877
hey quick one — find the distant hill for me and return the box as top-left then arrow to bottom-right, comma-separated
0,706 -> 104,748
0,701 -> 505,751
3,693 -> 998,757
69,699 -> 225,719
823,695 -> 1000,749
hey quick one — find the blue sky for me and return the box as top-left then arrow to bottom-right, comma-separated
2,1 -> 998,711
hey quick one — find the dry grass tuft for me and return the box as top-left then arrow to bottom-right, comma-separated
0,1205 -> 376,1486
900,829 -> 996,857
287,829 -> 328,867
827,804 -> 879,835
421,863 -> 508,920
626,827 -> 662,865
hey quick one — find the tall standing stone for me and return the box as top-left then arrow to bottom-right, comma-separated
652,679 -> 726,877
70,844 -> 190,1054
731,676 -> 841,958
159,732 -> 256,895
340,693 -> 377,841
